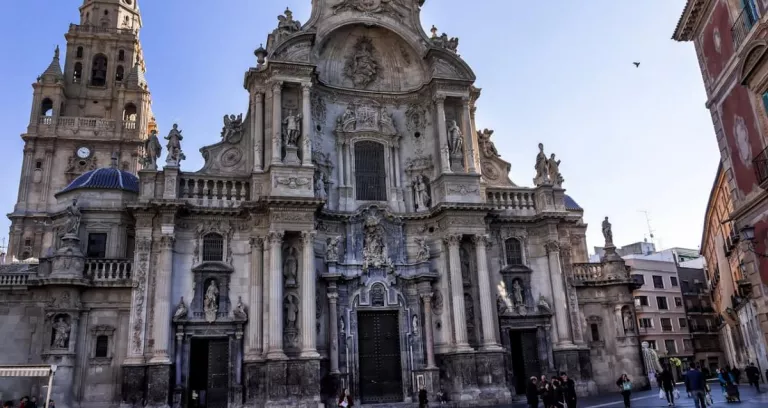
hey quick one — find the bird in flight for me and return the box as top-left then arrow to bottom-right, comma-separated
633,62 -> 640,67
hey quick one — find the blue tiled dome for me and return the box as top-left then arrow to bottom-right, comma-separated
58,167 -> 139,195
564,194 -> 582,211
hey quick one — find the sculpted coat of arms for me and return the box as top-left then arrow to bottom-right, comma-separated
333,0 -> 403,17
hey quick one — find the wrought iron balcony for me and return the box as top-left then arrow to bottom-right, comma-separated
732,8 -> 758,50
754,145 -> 768,189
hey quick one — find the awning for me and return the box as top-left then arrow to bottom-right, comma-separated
0,365 -> 55,377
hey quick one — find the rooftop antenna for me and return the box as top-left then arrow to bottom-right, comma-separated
638,210 -> 657,250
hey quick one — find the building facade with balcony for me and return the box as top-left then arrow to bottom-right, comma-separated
0,1 -> 646,407
673,0 -> 768,365
626,257 -> 694,379
677,266 -> 725,371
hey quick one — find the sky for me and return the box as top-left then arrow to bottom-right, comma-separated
0,0 -> 719,254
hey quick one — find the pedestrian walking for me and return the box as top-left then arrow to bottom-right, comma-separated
658,367 -> 676,406
745,362 -> 761,392
418,387 -> 428,408
684,364 -> 708,408
549,377 -> 564,408
526,377 -> 540,408
337,388 -> 353,408
560,372 -> 577,408
616,374 -> 632,408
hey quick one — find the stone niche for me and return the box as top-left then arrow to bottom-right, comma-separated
316,25 -> 425,92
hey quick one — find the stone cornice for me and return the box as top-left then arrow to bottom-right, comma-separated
672,0 -> 712,42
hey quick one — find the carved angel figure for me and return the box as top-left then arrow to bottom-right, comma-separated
64,198 -> 82,235
221,113 -> 244,144
414,237 -> 429,262
165,123 -> 186,165
52,316 -> 71,349
173,297 -> 188,320
547,153 -> 563,186
276,7 -> 301,36
233,296 -> 247,320
282,110 -> 302,147
379,106 -> 397,135
142,129 -> 162,169
478,129 -> 500,157
447,120 -> 463,155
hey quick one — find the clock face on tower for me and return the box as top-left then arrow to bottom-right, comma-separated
76,147 -> 91,159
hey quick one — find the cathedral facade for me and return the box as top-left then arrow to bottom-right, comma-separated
0,1 -> 645,407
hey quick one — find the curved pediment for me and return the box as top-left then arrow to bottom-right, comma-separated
271,32 -> 316,63
315,24 -> 427,92
427,49 -> 476,82
740,40 -> 768,86
194,114 -> 251,176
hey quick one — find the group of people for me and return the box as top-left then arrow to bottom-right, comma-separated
2,397 -> 53,408
525,372 -> 578,408
615,364 -> 711,408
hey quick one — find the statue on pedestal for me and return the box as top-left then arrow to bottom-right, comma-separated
447,120 -> 464,155
414,237 -> 429,262
326,236 -> 341,263
233,296 -> 247,320
204,280 -> 219,323
141,129 -> 162,170
284,296 -> 298,329
221,114 -> 244,144
380,106 -> 397,135
64,199 -> 82,236
512,280 -> 524,306
602,217 -> 614,247
173,297 -> 188,320
413,175 -> 430,211
282,110 -> 302,147
283,247 -> 298,286
165,123 -> 186,165
533,143 -> 549,185
547,153 -> 563,187
52,316 -> 71,349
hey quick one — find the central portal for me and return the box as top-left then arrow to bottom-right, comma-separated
358,310 -> 403,403
188,338 -> 230,408
508,330 -> 541,394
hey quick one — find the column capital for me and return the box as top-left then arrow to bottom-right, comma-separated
250,236 -> 265,248
301,82 -> 313,92
442,234 -> 462,246
545,240 -> 560,254
301,230 -> 317,245
471,234 -> 490,247
419,291 -> 434,302
159,235 -> 175,250
461,96 -> 471,105
433,94 -> 446,105
327,292 -> 339,301
267,230 -> 284,245
253,93 -> 264,103
271,80 -> 284,92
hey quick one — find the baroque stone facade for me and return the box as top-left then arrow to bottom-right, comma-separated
0,1 -> 644,407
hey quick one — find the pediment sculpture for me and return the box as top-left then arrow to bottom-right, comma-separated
332,0 -> 404,18
533,143 -> 564,187
362,214 -> 391,269
430,25 -> 459,53
274,7 -> 301,42
335,101 -> 397,136
344,36 -> 379,88
221,113 -> 244,144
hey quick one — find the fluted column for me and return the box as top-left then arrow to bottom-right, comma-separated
434,96 -> 451,174
328,288 -> 340,374
253,93 -> 264,172
445,234 -> 471,351
246,237 -> 264,360
150,235 -> 175,363
473,235 -> 501,350
271,81 -> 283,164
300,231 -> 319,357
336,141 -> 345,187
546,240 -> 573,347
301,83 -> 312,166
267,231 -> 287,359
262,241 -> 271,355
461,98 -> 476,173
421,292 -> 437,368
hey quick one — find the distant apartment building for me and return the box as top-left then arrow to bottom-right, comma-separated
677,266 -> 725,371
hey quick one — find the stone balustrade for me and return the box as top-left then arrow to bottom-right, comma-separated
571,263 -> 604,282
36,116 -> 139,138
178,175 -> 251,207
485,187 -> 536,214
68,24 -> 138,36
0,273 -> 30,286
85,259 -> 132,285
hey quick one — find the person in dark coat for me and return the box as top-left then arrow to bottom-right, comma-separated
745,362 -> 760,392
616,374 -> 632,408
658,368 -> 675,406
731,366 -> 741,384
540,377 -> 554,408
418,388 -> 428,408
560,372 -> 577,408
526,377 -> 540,408
549,378 -> 564,408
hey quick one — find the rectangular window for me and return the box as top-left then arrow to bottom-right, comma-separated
647,340 -> 657,350
95,335 -> 109,358
639,318 -> 653,328
675,297 -> 683,307
656,296 -> 669,310
684,339 -> 693,351
681,280 -> 691,293
665,339 -> 677,354
354,141 -> 387,201
670,277 -> 678,287
679,318 -> 688,328
652,275 -> 664,289
661,318 -> 673,332
87,233 -> 108,258
635,296 -> 649,306
590,323 -> 600,342
631,274 -> 645,286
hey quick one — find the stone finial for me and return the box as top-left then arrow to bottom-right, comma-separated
430,25 -> 438,38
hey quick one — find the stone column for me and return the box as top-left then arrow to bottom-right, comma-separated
124,214 -> 154,365
344,143 -> 352,185
546,241 -> 573,347
271,81 -> 283,165
262,242 -> 271,355
434,95 -> 451,174
266,231 -> 287,359
253,93 -> 264,172
393,144 -> 401,187
328,289 -> 340,374
445,234 -> 471,351
300,231 -> 320,358
461,98 -> 476,173
473,235 -> 500,350
150,235 -> 175,364
336,141 -> 345,187
420,292 -> 437,368
301,83 -> 312,166
246,236 -> 264,360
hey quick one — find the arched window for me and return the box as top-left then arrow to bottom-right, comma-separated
73,62 -> 83,83
41,98 -> 54,116
115,65 -> 124,82
354,141 -> 386,201
504,238 -> 523,265
118,50 -> 125,61
90,54 -> 108,86
123,103 -> 137,121
202,233 -> 224,262
76,46 -> 83,59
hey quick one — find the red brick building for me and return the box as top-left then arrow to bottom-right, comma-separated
673,0 -> 768,369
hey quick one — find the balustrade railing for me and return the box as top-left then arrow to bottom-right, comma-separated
68,24 -> 138,36
486,187 -> 536,213
572,263 -> 604,282
38,116 -> 53,125
178,176 -> 251,207
84,259 -> 132,283
0,273 -> 29,286
731,8 -> 758,51
38,116 -> 117,130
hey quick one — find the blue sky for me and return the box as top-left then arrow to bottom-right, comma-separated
0,0 -> 717,254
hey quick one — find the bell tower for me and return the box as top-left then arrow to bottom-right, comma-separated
7,0 -> 153,261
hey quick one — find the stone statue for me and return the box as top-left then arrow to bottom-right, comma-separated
641,341 -> 663,375
52,316 -> 71,349
204,280 -> 219,323
496,295 -> 508,314
173,297 -> 188,320
63,199 -> 82,235
221,113 -> 244,144
284,296 -> 298,329
283,247 -> 298,286
315,173 -> 327,200
326,236 -> 341,263
602,217 -> 614,246
276,7 -> 301,37
282,110 -> 302,147
460,247 -> 470,283
413,175 -> 430,211
411,314 -> 419,335
534,143 -> 549,185
344,36 -> 378,88
362,215 -> 389,269
547,153 -> 563,187
537,295 -> 551,313
512,280 -> 524,306
165,123 -> 186,165
339,316 -> 345,334
142,129 -> 162,169
478,129 -> 499,157
339,105 -> 356,132
233,296 -> 247,320
447,120 -> 463,155
622,308 -> 635,333
380,106 -> 397,135
414,237 -> 429,262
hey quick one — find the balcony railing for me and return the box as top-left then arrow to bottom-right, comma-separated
731,8 -> 758,50
178,175 -> 252,207
84,259 -> 132,285
754,145 -> 768,188
0,273 -> 30,286
68,24 -> 138,36
485,187 -> 536,215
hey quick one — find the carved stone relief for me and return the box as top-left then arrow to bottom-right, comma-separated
343,36 -> 379,88
332,0 -> 404,18
284,294 -> 300,347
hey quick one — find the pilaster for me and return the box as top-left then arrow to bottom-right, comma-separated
271,81 -> 283,165
546,240 -> 573,348
445,234 -> 472,351
246,236 -> 265,361
149,234 -> 175,364
253,92 -> 264,172
266,231 -> 287,360
473,235 -> 501,350
301,83 -> 313,166
434,95 -> 451,174
300,230 -> 320,358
